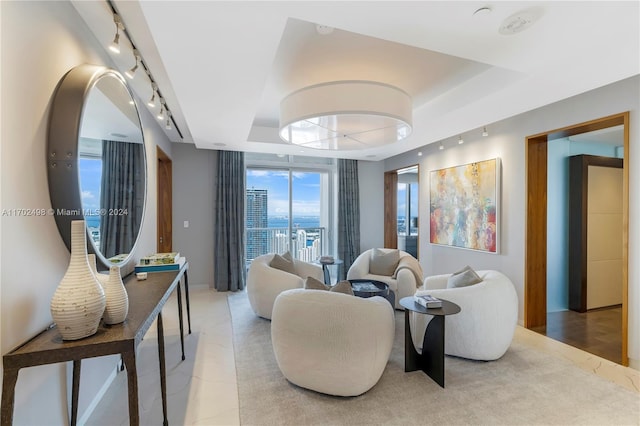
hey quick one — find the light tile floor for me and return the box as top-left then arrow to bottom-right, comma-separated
87,287 -> 638,425
86,286 -> 239,426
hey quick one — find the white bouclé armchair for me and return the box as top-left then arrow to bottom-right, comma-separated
271,288 -> 395,396
410,270 -> 518,361
347,248 -> 423,310
246,253 -> 324,320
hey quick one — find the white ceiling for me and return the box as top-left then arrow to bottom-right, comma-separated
71,1 -> 639,161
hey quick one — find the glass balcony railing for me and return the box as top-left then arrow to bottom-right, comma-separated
245,227 -> 326,268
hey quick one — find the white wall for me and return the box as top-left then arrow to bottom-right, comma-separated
382,75 -> 640,369
0,2 -> 171,423
171,143 -> 216,287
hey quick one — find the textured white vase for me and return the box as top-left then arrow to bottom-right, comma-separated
50,220 -> 106,340
103,265 -> 129,325
88,254 -> 109,289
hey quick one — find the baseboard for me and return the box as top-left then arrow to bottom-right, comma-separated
76,363 -> 119,426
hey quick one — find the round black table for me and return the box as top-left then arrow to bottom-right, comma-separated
349,279 -> 395,307
315,259 -> 344,285
399,296 -> 461,388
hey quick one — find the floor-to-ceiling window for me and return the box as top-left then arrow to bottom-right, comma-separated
244,153 -> 335,268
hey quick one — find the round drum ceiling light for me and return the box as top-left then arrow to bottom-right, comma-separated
279,81 -> 413,150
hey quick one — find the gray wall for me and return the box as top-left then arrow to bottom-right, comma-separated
358,160 -> 385,251
1,2 -> 172,423
171,143 -> 217,287
382,75 -> 640,369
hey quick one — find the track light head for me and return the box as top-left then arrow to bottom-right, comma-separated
482,127 -> 489,137
439,142 -> 444,150
125,49 -> 140,79
109,32 -> 120,54
147,83 -> 158,107
458,135 -> 464,145
157,99 -> 165,120
108,14 -> 123,54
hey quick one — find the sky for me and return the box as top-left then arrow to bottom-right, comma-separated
79,158 -> 102,211
246,169 -> 321,216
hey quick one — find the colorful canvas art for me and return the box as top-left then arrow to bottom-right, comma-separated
429,158 -> 500,253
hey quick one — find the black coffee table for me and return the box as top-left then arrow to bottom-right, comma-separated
349,279 -> 395,307
399,296 -> 461,388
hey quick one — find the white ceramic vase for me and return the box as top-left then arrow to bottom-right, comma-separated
103,265 -> 129,325
50,220 -> 106,340
88,254 -> 110,289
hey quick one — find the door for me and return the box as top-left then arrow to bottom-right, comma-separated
157,147 -> 172,252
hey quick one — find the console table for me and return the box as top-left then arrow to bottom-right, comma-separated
1,262 -> 191,426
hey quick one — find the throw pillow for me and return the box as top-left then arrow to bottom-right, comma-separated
330,280 -> 355,296
447,265 -> 482,288
304,276 -> 329,291
270,252 -> 296,275
369,248 -> 400,276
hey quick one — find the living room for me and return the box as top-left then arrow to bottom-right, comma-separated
1,1 -> 639,425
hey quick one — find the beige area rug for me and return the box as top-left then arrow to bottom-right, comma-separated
228,292 -> 639,425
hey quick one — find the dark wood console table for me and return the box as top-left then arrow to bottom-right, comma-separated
1,262 -> 191,426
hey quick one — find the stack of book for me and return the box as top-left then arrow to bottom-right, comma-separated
414,294 -> 442,309
135,253 -> 185,273
138,252 -> 180,265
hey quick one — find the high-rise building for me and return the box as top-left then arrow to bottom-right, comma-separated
246,188 -> 268,261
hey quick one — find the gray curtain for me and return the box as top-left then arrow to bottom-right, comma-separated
214,151 -> 246,291
100,140 -> 145,259
337,159 -> 360,279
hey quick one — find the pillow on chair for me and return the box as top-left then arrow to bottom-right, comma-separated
304,277 -> 354,295
447,265 -> 482,288
305,276 -> 329,290
369,249 -> 400,276
270,251 -> 296,275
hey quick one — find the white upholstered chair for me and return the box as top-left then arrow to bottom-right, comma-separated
410,270 -> 518,361
347,248 -> 423,310
271,288 -> 395,396
246,253 -> 323,320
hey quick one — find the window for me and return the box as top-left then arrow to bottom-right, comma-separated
245,154 -> 335,267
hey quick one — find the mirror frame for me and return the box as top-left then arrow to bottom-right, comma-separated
47,64 -> 147,270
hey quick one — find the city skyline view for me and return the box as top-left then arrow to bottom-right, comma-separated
246,169 -> 321,217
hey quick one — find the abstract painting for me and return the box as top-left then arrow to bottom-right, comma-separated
429,158 -> 500,253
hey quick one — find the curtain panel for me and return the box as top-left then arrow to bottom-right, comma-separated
100,140 -> 145,259
214,151 -> 246,291
338,159 -> 360,279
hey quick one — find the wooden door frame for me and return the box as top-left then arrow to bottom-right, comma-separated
157,146 -> 173,252
383,171 -> 398,248
384,164 -> 420,254
525,112 -> 629,366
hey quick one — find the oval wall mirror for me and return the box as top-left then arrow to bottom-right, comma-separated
48,64 -> 147,269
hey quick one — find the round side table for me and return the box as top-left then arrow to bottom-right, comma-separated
399,296 -> 461,388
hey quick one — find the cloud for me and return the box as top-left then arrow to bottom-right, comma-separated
81,190 -> 95,199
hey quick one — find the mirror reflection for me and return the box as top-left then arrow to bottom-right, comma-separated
78,73 -> 145,264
